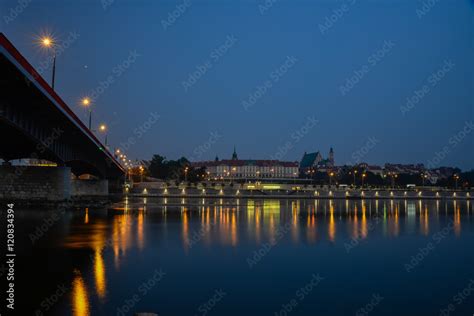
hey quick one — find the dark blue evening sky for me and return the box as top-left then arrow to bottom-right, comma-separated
1,0 -> 473,169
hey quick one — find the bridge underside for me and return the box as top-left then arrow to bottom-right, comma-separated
0,41 -> 123,180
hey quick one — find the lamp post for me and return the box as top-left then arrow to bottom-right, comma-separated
329,171 -> 334,187
99,123 -> 107,146
362,173 -> 366,188
40,36 -> 57,90
82,98 -> 92,130
454,174 -> 459,190
184,166 -> 189,183
422,173 -> 428,188
352,169 -> 358,187
139,165 -> 144,182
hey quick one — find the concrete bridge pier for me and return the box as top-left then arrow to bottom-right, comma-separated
0,166 -> 110,201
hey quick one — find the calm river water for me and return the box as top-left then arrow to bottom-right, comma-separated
8,198 -> 474,315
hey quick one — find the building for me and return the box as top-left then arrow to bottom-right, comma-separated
299,148 -> 335,174
357,163 -> 384,176
191,148 -> 299,180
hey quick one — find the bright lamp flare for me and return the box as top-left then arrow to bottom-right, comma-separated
82,98 -> 91,106
41,37 -> 53,47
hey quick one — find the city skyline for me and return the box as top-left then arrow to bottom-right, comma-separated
1,0 -> 473,170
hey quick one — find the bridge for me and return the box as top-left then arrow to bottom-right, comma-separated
0,33 -> 125,200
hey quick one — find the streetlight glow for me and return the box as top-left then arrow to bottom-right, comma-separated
82,98 -> 91,106
41,37 -> 53,47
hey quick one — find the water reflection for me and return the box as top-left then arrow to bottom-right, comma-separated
72,271 -> 90,316
56,198 -> 472,315
93,249 -> 106,300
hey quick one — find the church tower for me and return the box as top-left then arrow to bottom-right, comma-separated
232,146 -> 238,160
329,147 -> 334,166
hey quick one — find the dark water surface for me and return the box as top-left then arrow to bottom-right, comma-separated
8,198 -> 474,316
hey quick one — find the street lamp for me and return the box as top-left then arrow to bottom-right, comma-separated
99,123 -> 107,146
421,173 -> 428,188
352,169 -> 358,187
81,97 -> 92,130
329,171 -> 334,187
361,173 -> 366,187
184,166 -> 189,183
40,36 -> 57,90
139,165 -> 144,182
454,174 -> 460,190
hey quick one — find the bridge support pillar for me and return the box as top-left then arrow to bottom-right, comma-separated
0,166 -> 71,201
71,179 -> 109,197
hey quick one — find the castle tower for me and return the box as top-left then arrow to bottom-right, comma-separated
232,146 -> 238,160
329,147 -> 334,166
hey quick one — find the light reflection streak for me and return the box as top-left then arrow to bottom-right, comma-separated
93,249 -> 106,300
72,271 -> 90,316
328,200 -> 336,242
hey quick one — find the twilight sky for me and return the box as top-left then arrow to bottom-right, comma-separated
1,0 -> 473,169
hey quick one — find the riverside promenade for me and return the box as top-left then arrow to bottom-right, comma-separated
127,182 -> 472,200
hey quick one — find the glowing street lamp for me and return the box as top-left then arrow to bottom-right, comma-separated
40,36 -> 57,90
81,97 -> 93,130
350,169 -> 358,186
361,173 -> 366,187
329,171 -> 335,186
454,174 -> 460,190
139,165 -> 144,182
99,123 -> 107,146
421,173 -> 428,188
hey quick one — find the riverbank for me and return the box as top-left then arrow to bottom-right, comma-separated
127,186 -> 472,200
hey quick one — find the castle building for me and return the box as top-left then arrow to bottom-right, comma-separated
192,148 -> 299,180
299,148 -> 335,174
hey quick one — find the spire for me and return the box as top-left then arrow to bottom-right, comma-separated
232,146 -> 238,160
329,147 -> 335,165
